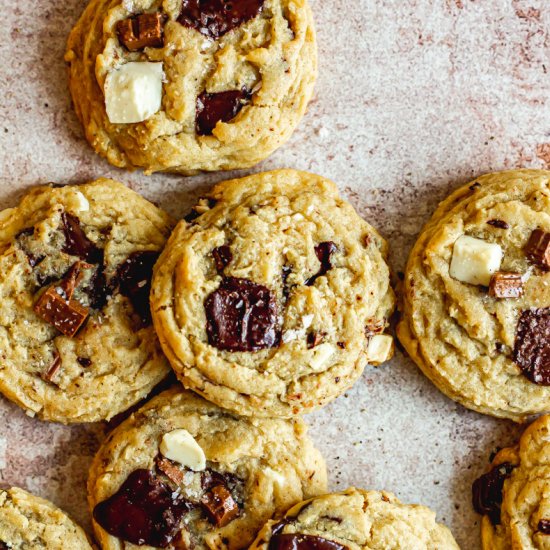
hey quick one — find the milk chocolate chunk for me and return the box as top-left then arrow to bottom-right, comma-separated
204,277 -> 281,351
34,286 -> 89,337
525,229 -> 550,270
472,462 -> 514,525
305,242 -> 338,286
178,0 -> 264,39
42,351 -> 62,382
513,308 -> 550,385
61,213 -> 102,263
196,89 -> 251,136
270,534 -> 349,550
155,455 -> 185,486
539,519 -> 550,534
201,484 -> 239,527
488,272 -> 524,298
93,469 -> 190,548
117,13 -> 165,51
212,245 -> 232,273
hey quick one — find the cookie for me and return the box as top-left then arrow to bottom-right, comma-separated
0,179 -> 174,423
65,0 -> 317,174
88,386 -> 327,549
249,487 -> 459,549
0,487 -> 93,549
150,169 -> 396,417
472,414 -> 550,549
397,169 -> 550,421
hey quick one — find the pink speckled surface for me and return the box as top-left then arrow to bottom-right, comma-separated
0,0 -> 549,548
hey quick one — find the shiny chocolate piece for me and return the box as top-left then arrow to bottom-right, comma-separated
61,213 -> 102,263
116,251 -> 159,326
539,519 -> 550,534
156,455 -> 185,486
177,0 -> 264,39
270,534 -> 349,550
201,484 -> 239,527
487,219 -> 510,229
305,242 -> 338,286
513,308 -> 550,385
196,88 -> 251,136
212,245 -> 233,273
117,13 -> 165,51
525,229 -> 550,270
488,272 -> 523,299
204,276 -> 280,352
472,462 -> 515,525
93,469 -> 190,548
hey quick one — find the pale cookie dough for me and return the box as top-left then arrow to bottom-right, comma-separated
249,487 -> 459,549
473,414 -> 550,550
397,169 -> 550,421
65,0 -> 317,174
0,487 -> 93,549
150,170 -> 395,417
88,386 -> 327,549
0,179 -> 174,423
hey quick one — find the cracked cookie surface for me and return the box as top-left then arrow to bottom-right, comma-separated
88,386 -> 327,549
150,170 -> 395,417
249,487 -> 459,549
0,179 -> 174,423
65,0 -> 317,174
397,169 -> 550,421
0,487 -> 93,549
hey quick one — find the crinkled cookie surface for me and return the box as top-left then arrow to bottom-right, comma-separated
65,0 -> 317,174
151,169 -> 395,417
398,169 -> 550,421
249,487 -> 459,549
0,179 -> 174,423
88,386 -> 327,549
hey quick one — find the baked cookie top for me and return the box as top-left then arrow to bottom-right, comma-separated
473,414 -> 550,550
150,169 -> 395,417
0,487 -> 93,549
249,487 -> 459,549
397,169 -> 550,421
0,179 -> 174,423
88,386 -> 327,549
65,0 -> 317,174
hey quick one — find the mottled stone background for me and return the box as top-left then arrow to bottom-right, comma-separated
0,0 -> 549,547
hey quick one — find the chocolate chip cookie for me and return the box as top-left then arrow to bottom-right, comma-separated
0,179 -> 174,423
88,386 -> 327,549
472,414 -> 550,549
150,170 -> 395,417
397,169 -> 550,421
0,487 -> 93,549
65,0 -> 317,174
249,487 -> 459,549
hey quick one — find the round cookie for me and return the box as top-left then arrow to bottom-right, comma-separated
473,414 -> 550,549
88,386 -> 327,549
397,169 -> 550,421
65,0 -> 317,174
0,179 -> 174,423
249,487 -> 459,549
0,487 -> 93,549
150,169 -> 396,417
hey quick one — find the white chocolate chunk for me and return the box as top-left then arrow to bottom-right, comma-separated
366,334 -> 394,365
68,190 -> 90,213
309,342 -> 336,371
105,62 -> 163,124
449,235 -> 503,286
160,429 -> 206,471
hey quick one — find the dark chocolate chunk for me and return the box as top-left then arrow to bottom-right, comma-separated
488,272 -> 524,299
177,0 -> 264,39
77,357 -> 92,367
42,351 -> 62,382
305,242 -> 338,286
85,266 -> 110,310
155,456 -> 185,486
201,484 -> 239,527
34,287 -> 89,337
116,251 -> 159,326
117,13 -> 165,51
487,219 -> 510,229
472,462 -> 514,525
200,468 -> 241,493
270,534 -> 349,550
513,308 -> 550,385
61,213 -> 102,263
538,519 -> 550,534
196,88 -> 251,136
525,229 -> 550,270
307,332 -> 323,349
0,542 -> 10,550
204,277 -> 280,352
212,245 -> 232,273
61,261 -> 92,300
93,469 -> 190,548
